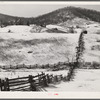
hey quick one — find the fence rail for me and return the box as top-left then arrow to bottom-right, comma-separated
0,72 -> 65,91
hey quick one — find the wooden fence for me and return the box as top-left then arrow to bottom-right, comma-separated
0,62 -> 69,70
0,72 -> 65,91
0,61 -> 99,71
66,30 -> 86,81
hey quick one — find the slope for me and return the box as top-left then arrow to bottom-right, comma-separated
32,6 -> 100,26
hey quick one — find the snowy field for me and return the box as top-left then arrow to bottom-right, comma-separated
0,23 -> 100,65
0,23 -> 100,92
0,69 -> 100,92
0,25 -> 80,66
0,68 -> 68,79
83,23 -> 100,62
45,69 -> 100,92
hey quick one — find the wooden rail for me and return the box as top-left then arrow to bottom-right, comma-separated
0,72 -> 64,91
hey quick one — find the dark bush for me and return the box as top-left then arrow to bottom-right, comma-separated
91,61 -> 100,69
28,51 -> 33,53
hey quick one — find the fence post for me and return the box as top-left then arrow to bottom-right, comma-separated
29,75 -> 33,91
41,65 -> 44,69
54,75 -> 58,82
50,74 -> 54,83
41,72 -> 48,87
4,80 -> 7,91
41,72 -> 44,75
16,65 -> 18,69
29,75 -> 37,91
38,73 -> 41,86
47,74 -> 50,83
3,66 -> 5,69
36,64 -> 38,68
60,74 -> 63,81
5,78 -> 10,91
43,75 -> 48,87
10,65 -> 12,69
1,80 -> 5,91
0,79 -> 2,91
47,64 -> 49,68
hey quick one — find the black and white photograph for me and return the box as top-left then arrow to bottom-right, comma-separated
0,2 -> 100,97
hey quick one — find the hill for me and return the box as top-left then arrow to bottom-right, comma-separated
1,6 -> 100,26
0,13 -> 32,26
32,6 -> 100,26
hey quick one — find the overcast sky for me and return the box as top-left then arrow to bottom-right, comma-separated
0,4 -> 100,17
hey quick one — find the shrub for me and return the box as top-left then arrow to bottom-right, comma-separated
68,27 -> 74,33
91,61 -> 100,69
96,39 -> 100,42
96,30 -> 100,34
28,51 -> 33,53
91,45 -> 100,50
8,29 -> 11,33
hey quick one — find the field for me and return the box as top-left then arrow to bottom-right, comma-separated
0,25 -> 80,65
45,69 -> 100,92
0,69 -> 100,91
0,22 -> 100,91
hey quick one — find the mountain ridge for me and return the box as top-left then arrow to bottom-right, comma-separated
0,6 -> 100,26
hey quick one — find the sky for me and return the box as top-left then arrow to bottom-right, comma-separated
0,4 -> 100,17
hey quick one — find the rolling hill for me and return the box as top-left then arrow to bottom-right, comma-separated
32,6 -> 100,26
0,13 -> 32,26
0,6 -> 100,65
0,6 -> 100,26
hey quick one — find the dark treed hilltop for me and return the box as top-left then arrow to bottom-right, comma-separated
0,6 -> 100,26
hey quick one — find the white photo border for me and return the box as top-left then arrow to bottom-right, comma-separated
0,1 -> 100,99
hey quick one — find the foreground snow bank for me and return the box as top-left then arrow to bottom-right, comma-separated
1,69 -> 100,92
45,69 -> 100,92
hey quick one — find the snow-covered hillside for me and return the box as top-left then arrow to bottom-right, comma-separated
59,17 -> 95,28
0,22 -> 100,92
0,25 -> 79,66
0,22 -> 100,65
0,25 -> 32,33
83,23 -> 100,62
